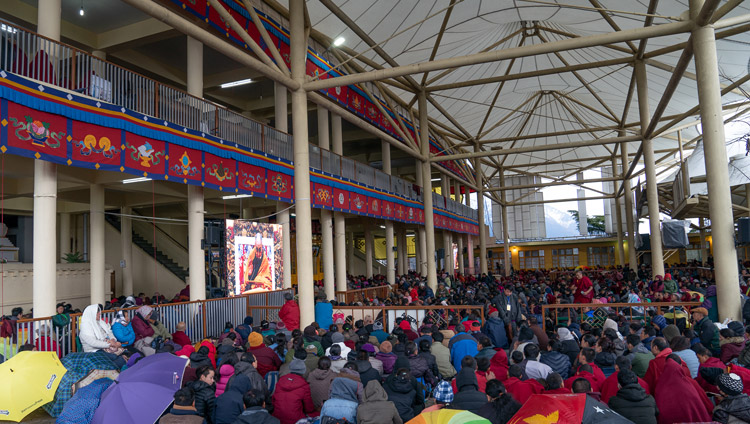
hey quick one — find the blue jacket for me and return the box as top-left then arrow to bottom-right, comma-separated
482,317 -> 508,349
371,329 -> 389,343
320,378 -> 359,423
315,301 -> 334,330
448,332 -> 478,372
112,322 -> 136,347
214,374 -> 253,424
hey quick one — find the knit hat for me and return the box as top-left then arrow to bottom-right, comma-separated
361,343 -> 376,353
247,332 -> 264,348
289,359 -> 307,375
699,367 -> 724,386
488,307 -> 499,318
728,321 -> 745,336
303,325 -> 317,338
718,373 -> 744,396
379,340 -> 393,354
662,325 -> 680,343
373,321 -> 383,331
394,356 -> 410,371
692,307 -> 708,317
399,320 -> 412,331
470,322 -> 481,331
433,380 -> 454,403
331,332 -> 345,344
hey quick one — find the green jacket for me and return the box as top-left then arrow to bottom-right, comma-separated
663,279 -> 678,294
150,320 -> 172,340
631,352 -> 655,378
430,341 -> 456,379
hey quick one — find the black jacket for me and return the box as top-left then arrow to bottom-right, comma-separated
190,351 -> 213,369
491,293 -> 522,325
607,383 -> 658,424
713,394 -> 750,424
215,374 -> 253,424
407,354 -> 436,385
189,380 -> 217,424
449,368 -> 488,413
231,407 -> 280,424
539,351 -> 571,379
475,395 -> 521,424
231,362 -> 269,400
356,359 -> 381,389
383,372 -> 424,422
418,351 -> 441,380
560,339 -> 580,366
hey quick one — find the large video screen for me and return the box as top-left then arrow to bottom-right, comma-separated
225,220 -> 283,294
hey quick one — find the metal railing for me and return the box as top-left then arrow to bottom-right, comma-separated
541,301 -> 703,332
335,284 -> 396,304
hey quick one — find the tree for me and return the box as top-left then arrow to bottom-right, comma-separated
568,210 -> 607,235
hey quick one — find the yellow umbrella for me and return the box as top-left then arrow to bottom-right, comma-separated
0,351 -> 67,422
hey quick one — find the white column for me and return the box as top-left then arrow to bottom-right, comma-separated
290,0 -> 314,326
364,223 -> 374,278
186,36 -> 203,97
602,167 -> 613,234
635,60 -> 665,277
347,231 -> 354,274
399,229 -> 408,275
699,217 -> 709,265
475,146 -> 488,275
273,83 -> 292,289
418,227 -> 427,275
318,107 -> 335,300
611,159 -> 626,266
188,186 -> 205,300
621,143 -> 637,266
59,212 -> 70,261
440,176 -> 451,272
577,173 -> 589,236
500,169 -> 511,277
121,206 -> 133,296
90,184 -> 105,306
33,161 -> 57,317
418,91 -> 438,290
457,231 -> 465,274
37,0 -> 61,40
691,1 -> 741,320
465,184 -> 474,275
332,113 -> 347,292
382,140 -> 395,283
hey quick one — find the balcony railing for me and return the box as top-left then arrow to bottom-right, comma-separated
0,19 -> 475,220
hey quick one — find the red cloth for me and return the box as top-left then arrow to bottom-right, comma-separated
573,275 -> 593,303
728,364 -> 750,396
544,387 -> 571,394
34,336 -> 60,358
172,331 -> 192,348
248,344 -> 282,377
654,359 -> 712,424
505,377 -> 543,404
279,300 -> 301,331
588,364 -> 606,388
271,373 -> 316,424
599,371 -> 650,404
565,370 -> 601,393
696,357 -> 725,393
490,349 -> 509,382
175,345 -> 195,358
644,347 -> 689,390
131,314 -> 154,341
452,371 -> 487,393
199,340 -> 217,368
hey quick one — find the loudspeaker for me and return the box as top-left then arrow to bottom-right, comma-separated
437,248 -> 445,258
636,234 -> 651,251
205,222 -> 222,246
663,220 -> 689,248
739,217 -> 750,245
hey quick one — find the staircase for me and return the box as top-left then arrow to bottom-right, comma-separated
105,213 -> 189,282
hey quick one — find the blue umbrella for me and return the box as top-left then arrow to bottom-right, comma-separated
92,353 -> 188,424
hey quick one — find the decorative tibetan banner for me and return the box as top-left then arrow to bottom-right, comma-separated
368,197 -> 380,216
313,183 -> 333,208
70,121 -> 121,171
383,201 -> 394,219
238,162 -> 266,194
204,152 -> 236,191
122,132 -> 166,176
267,171 -> 292,200
350,192 -> 368,214
168,144 -> 202,183
6,102 -> 67,161
333,187 -> 349,210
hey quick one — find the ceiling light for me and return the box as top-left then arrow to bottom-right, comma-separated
79,0 -> 85,16
220,78 -> 253,88
222,194 -> 252,200
0,24 -> 17,34
122,177 -> 151,184
431,178 -> 441,182
333,37 -> 345,47
379,225 -> 386,229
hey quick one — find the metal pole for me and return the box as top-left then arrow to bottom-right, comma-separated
635,60 -> 665,277
611,158 -> 626,266
621,142 -> 638,267
419,91 -> 438,290
476,145 -> 488,275
500,169 -> 511,277
691,0 -> 741,320
318,107 -> 335,300
290,0 -> 314,326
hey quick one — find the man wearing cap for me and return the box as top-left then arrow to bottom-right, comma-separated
692,307 -> 720,356
713,373 -> 750,423
247,332 -> 282,377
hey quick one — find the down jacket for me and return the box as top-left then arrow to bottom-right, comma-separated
356,380 -> 403,424
271,373 -> 315,424
214,373 -> 253,424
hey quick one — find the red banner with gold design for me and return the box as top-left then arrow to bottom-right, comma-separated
7,102 -> 67,159
267,171 -> 292,199
350,192 -> 367,214
70,122 -> 121,169
333,187 -> 349,210
122,132 -> 166,176
168,145 -> 202,182
238,162 -> 266,194
313,183 -> 333,208
204,152 -> 236,190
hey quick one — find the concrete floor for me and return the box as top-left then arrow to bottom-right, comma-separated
20,410 -> 55,423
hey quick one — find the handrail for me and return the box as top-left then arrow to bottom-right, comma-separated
335,284 -> 395,303
541,301 -> 703,332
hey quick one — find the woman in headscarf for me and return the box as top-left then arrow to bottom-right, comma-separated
79,304 -> 125,366
654,355 -> 713,424
557,327 -> 580,365
111,309 -> 136,350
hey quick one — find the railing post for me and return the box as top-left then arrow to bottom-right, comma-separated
201,300 -> 207,339
154,82 -> 160,119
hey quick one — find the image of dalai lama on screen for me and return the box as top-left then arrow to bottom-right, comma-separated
241,233 -> 273,291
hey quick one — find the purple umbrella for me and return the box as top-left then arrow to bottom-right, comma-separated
91,353 -> 189,424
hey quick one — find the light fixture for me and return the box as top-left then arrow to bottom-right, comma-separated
122,177 -> 151,184
379,225 -> 386,229
431,178 -> 441,182
222,194 -> 252,200
79,0 -> 85,16
220,78 -> 253,88
333,37 -> 345,47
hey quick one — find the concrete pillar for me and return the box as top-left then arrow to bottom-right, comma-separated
385,222 -> 395,283
59,212 -> 71,261
465,184 -> 474,275
331,114 -> 346,292
699,217 -> 709,265
691,0 -> 741,320
602,167 -> 613,234
33,161 -> 57,317
576,173 -> 588,236
121,206 -> 133,297
400,230 -> 409,274
290,0 -> 314,325
500,169 -> 511,277
418,227 -> 427,276
621,143 -> 637,266
457,232 -> 465,274
635,60 -> 665,277
418,91 -> 438,290
186,37 -> 203,97
442,231 -> 451,273
454,180 -> 461,203
612,158 -> 626,266
89,184 -> 105,306
273,83 -> 292,289
364,223 -> 374,278
188,186 -> 205,300
347,231 -> 354,272
476,147 -> 487,275
37,0 -> 61,40
317,107 -> 335,300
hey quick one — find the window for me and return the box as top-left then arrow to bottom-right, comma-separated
553,248 -> 579,268
588,246 -> 615,267
519,249 -> 544,269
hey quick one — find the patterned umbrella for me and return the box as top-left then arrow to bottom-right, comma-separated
42,351 -> 120,417
407,409 -> 490,424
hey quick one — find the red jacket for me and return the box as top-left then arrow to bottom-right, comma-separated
644,348 -> 690,390
573,364 -> 605,391
696,357 -> 725,393
505,377 -> 543,404
452,371 -> 487,393
249,344 -> 282,377
599,371 -> 650,404
565,370 -> 601,393
131,314 -> 154,341
199,340 -> 217,369
172,331 -> 191,348
271,373 -> 315,424
279,300 -> 300,331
